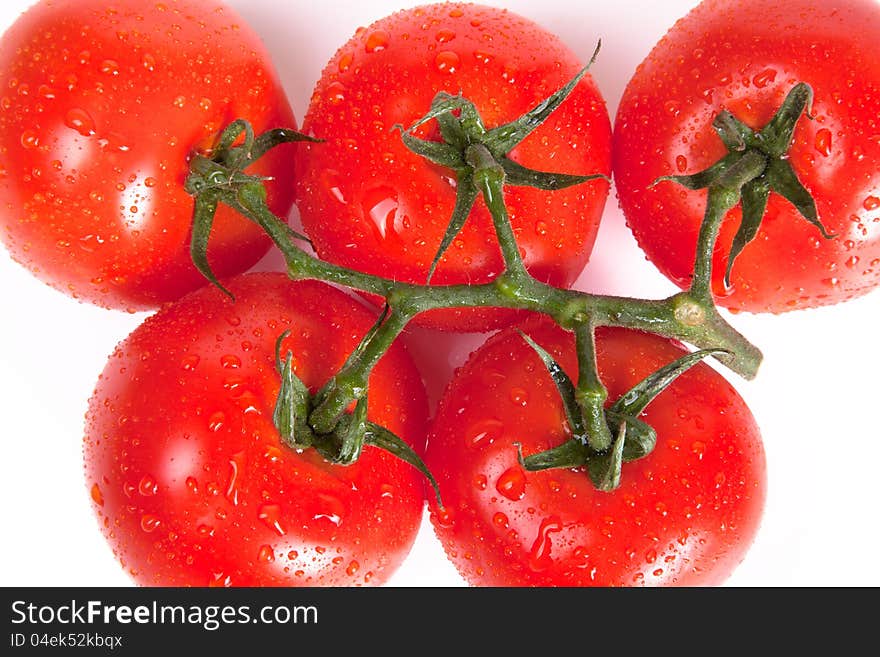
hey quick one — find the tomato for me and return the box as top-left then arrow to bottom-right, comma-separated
294,2 -> 612,331
425,318 -> 766,586
83,273 -> 429,586
613,0 -> 880,313
0,0 -> 297,311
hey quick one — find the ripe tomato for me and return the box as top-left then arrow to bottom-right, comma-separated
0,0 -> 297,311
425,318 -> 766,586
83,273 -> 429,586
294,2 -> 612,331
613,0 -> 880,313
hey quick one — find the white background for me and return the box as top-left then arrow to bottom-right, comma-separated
1,0 -> 878,588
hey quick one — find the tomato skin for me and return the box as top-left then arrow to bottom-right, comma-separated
613,0 -> 880,313
295,2 -> 612,332
83,274 -> 428,586
425,319 -> 766,586
0,0 -> 297,311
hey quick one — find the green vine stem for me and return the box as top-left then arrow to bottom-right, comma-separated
182,63 -> 830,491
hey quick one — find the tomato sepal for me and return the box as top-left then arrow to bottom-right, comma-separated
273,330 -> 316,450
654,83 -> 835,292
185,119 -> 317,297
267,309 -> 440,500
396,48 -> 609,283
518,326 -> 729,491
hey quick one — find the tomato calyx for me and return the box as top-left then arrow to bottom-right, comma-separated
654,83 -> 835,297
272,328 -> 442,503
184,119 -> 318,298
395,41 -> 608,282
517,328 -> 727,492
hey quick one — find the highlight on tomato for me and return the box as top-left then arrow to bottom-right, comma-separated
425,318 -> 767,586
613,0 -> 880,313
294,2 -> 612,331
83,273 -> 429,586
0,0 -> 298,311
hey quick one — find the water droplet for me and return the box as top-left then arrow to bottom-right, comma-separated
263,445 -> 283,462
752,68 -> 777,88
435,51 -> 460,74
845,255 -> 860,268
664,100 -> 681,117
473,50 -> 492,64
258,503 -> 286,535
140,514 -> 161,532
20,129 -> 39,148
509,387 -> 529,406
99,132 -> 129,152
528,516 -> 563,571
220,354 -> 241,369
814,128 -> 832,156
100,59 -> 119,75
863,196 -> 880,211
144,177 -> 157,188
225,451 -> 245,505
198,97 -> 212,111
138,475 -> 157,496
338,52 -> 354,73
433,505 -> 455,527
197,524 -> 214,537
365,30 -> 389,53
313,493 -> 345,527
325,81 -> 346,105
172,95 -> 186,108
435,28 -> 456,43
363,186 -> 401,241
534,220 -> 548,236
208,572 -> 232,587
466,418 -> 503,448
185,476 -> 198,493
690,440 -> 706,458
492,512 -> 509,529
90,483 -> 104,507
320,169 -> 346,204
346,560 -> 360,576
180,354 -> 200,371
676,155 -> 689,172
142,53 -> 156,71
207,411 -> 225,432
257,544 -> 275,562
496,467 -> 526,501
473,474 -> 487,490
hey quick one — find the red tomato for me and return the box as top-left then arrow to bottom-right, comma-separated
83,273 -> 429,586
294,2 -> 612,331
425,319 -> 766,586
0,0 -> 297,311
613,0 -> 880,313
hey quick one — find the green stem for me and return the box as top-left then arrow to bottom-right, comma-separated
572,320 -> 613,452
308,308 -> 413,435
689,150 -> 768,301
691,188 -> 740,301
467,144 -> 528,279
259,218 -> 761,380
